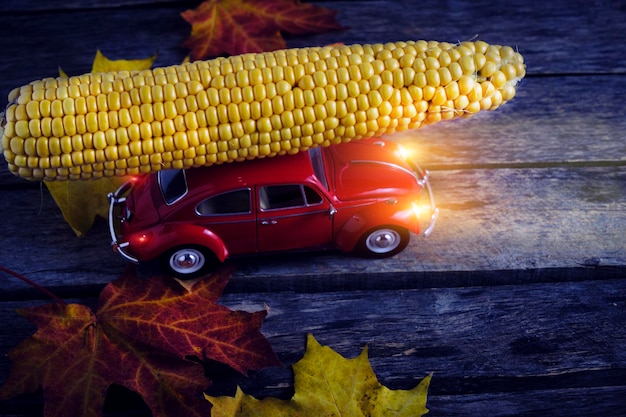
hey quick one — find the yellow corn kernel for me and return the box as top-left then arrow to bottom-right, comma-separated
490,71 -> 507,89
425,69 -> 440,87
431,88 -> 447,106
458,75 -> 476,95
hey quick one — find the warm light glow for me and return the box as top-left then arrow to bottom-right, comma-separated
411,202 -> 421,219
133,232 -> 150,245
388,134 -> 423,163
384,131 -> 435,164
395,144 -> 411,161
413,201 -> 435,221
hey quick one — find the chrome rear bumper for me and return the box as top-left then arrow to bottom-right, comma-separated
107,181 -> 139,263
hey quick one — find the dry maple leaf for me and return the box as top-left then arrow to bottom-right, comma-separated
0,267 -> 280,417
45,50 -> 156,236
181,0 -> 345,60
44,177 -> 124,236
207,334 -> 431,417
90,49 -> 156,73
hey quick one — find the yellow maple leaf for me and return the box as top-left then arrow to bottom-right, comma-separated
206,334 -> 431,417
90,49 -> 156,73
44,178 -> 124,237
45,50 -> 156,236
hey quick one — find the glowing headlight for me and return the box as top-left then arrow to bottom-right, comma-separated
411,202 -> 421,219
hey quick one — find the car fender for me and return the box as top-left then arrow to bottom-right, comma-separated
335,202 -> 419,252
127,223 -> 229,262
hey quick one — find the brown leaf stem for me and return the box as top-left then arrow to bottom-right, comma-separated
0,265 -> 66,304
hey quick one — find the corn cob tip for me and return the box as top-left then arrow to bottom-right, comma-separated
0,111 -> 5,153
2,39 -> 525,181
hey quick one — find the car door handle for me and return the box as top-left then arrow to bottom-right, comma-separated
260,220 -> 278,225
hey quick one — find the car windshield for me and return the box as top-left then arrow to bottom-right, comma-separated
158,169 -> 188,205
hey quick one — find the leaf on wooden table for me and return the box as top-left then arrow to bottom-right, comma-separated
90,49 -> 157,73
98,267 -> 281,375
207,334 -> 431,417
181,0 -> 345,60
0,268 -> 281,417
45,50 -> 156,236
44,177 -> 123,236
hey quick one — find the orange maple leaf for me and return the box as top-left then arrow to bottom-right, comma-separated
181,0 -> 345,60
0,268 -> 280,417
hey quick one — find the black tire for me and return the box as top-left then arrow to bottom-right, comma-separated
354,226 -> 410,258
162,246 -> 217,279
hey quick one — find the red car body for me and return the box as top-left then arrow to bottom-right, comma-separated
108,138 -> 438,278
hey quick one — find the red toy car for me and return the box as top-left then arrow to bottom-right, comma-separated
108,138 -> 438,278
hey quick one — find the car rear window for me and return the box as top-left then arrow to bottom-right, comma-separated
158,169 -> 188,205
196,189 -> 251,215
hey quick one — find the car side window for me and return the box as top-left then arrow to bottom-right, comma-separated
259,185 -> 323,210
196,189 -> 251,215
304,186 -> 323,204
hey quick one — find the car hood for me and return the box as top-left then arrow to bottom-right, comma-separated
326,139 -> 421,201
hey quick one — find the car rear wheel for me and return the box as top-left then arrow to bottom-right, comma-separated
163,246 -> 216,279
355,226 -> 409,258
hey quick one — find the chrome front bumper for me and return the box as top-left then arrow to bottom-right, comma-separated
416,169 -> 439,237
107,181 -> 139,263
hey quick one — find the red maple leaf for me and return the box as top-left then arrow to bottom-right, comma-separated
0,268 -> 280,417
181,0 -> 345,60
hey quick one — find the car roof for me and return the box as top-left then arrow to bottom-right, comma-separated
183,150 -> 317,198
163,139 -> 416,205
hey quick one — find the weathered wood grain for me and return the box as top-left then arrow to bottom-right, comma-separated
2,0 -> 626,100
428,386 -> 626,417
2,278 -> 625,416
0,6 -> 189,100
1,0 -> 625,416
0,0 -> 186,12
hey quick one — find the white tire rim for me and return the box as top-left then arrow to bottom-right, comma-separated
365,229 -> 401,254
169,248 -> 205,274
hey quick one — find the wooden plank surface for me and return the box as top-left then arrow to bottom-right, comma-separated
1,0 -> 626,101
2,278 -> 626,416
1,0 -> 625,416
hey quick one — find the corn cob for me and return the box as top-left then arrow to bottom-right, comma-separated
1,40 -> 525,181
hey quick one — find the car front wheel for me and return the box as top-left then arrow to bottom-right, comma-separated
163,246 -> 215,279
355,226 -> 410,258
